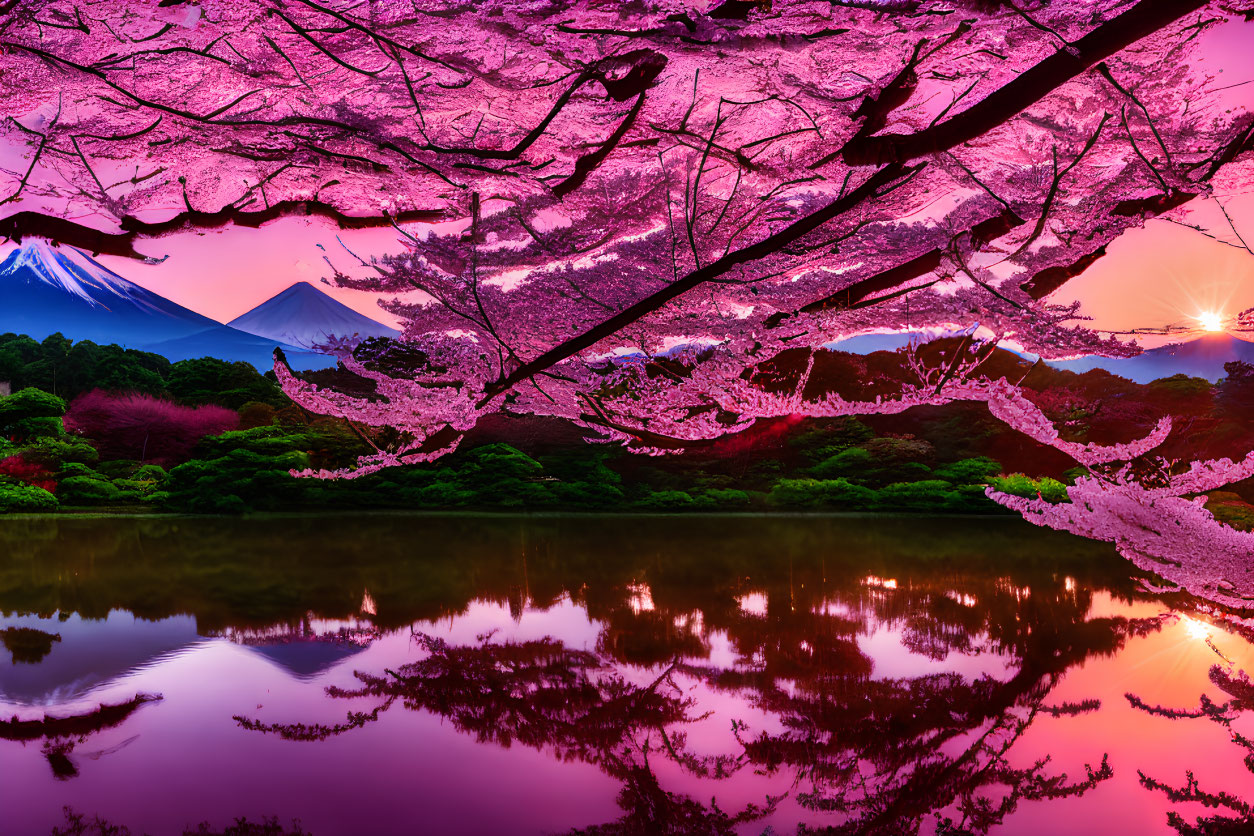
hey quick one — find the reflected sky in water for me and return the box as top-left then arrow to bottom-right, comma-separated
1,514 -> 1252,835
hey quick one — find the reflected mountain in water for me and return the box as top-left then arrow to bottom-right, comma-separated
0,611 -> 201,705
209,615 -> 381,678
0,612 -> 380,704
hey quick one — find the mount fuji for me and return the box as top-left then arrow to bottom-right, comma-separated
0,241 -> 336,371
228,281 -> 398,351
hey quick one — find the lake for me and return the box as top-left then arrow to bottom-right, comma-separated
1,514 -> 1251,835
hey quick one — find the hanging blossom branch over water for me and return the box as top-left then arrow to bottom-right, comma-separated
991,462 -> 1254,611
280,317 -> 1254,612
982,388 -> 1254,609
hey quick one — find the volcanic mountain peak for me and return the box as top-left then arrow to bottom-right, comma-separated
228,280 -> 398,351
1,239 -> 165,310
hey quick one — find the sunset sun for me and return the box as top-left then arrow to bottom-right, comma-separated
1197,311 -> 1226,332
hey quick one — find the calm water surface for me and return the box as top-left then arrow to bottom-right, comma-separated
1,514 -> 1252,835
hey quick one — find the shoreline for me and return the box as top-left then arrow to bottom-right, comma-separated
0,507 -> 1024,521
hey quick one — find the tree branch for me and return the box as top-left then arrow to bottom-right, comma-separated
842,0 -> 1208,165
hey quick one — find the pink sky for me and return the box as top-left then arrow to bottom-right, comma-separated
1052,192 -> 1254,347
1051,19 -> 1254,347
93,219 -> 413,328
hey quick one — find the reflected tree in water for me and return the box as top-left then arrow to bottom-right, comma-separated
52,807 -> 309,836
239,633 -> 773,836
685,571 -> 1155,834
1,626 -> 61,664
237,563 -> 1160,834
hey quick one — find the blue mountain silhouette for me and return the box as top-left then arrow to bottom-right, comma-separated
228,280 -> 397,351
1050,333 -> 1254,383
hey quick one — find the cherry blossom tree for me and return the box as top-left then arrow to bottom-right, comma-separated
1,0 -> 1249,445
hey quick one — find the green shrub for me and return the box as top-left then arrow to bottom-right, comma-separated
18,437 -> 98,467
931,457 -> 1002,485
808,445 -> 933,487
58,462 -> 99,479
874,480 -> 948,511
196,426 -> 315,458
634,490 -> 696,510
549,481 -> 626,509
989,474 -> 1070,503
874,480 -> 994,512
134,464 -> 169,483
808,447 -> 873,479
767,478 -> 876,509
1206,492 -> 1254,532
163,449 -> 311,513
0,387 -> 66,440
59,476 -> 123,504
414,481 -> 477,507
0,482 -> 58,512
112,474 -> 167,500
700,488 -> 751,507
95,459 -> 142,479
195,424 -> 368,471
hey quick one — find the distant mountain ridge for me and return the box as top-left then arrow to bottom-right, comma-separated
1049,333 -> 1254,383
0,241 -> 335,371
228,280 -> 397,351
829,328 -> 1254,384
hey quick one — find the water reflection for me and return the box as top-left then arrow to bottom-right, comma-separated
1124,617 -> 1254,836
1,626 -> 61,664
0,515 -> 1251,835
1,692 -> 160,781
0,611 -> 201,704
211,619 -> 380,679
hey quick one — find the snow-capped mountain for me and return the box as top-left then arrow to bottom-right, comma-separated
0,241 -> 335,371
228,281 -> 398,351
1049,333 -> 1254,383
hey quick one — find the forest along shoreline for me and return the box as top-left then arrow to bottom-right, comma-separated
1,332 -> 1252,528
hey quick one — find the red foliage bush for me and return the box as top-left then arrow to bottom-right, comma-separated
0,455 -> 56,493
64,391 -> 238,465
